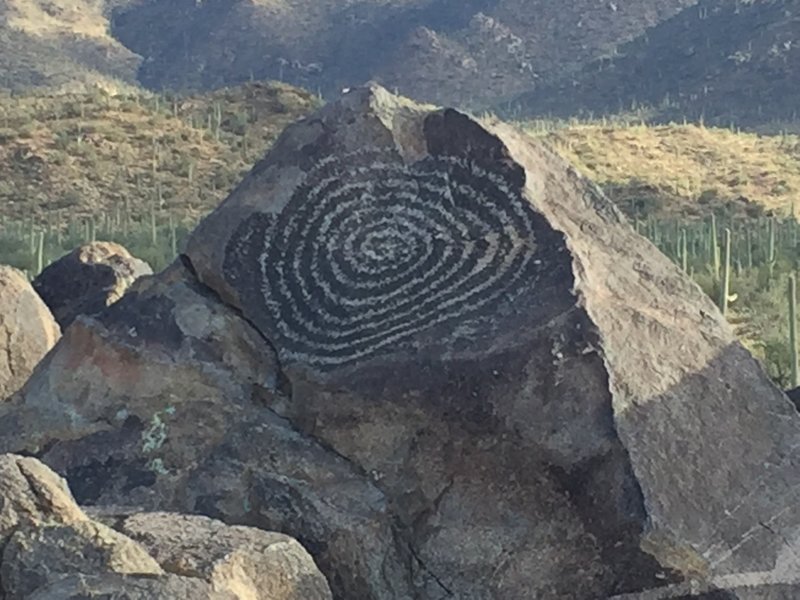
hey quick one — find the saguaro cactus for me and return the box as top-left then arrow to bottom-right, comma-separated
719,228 -> 733,316
710,214 -> 720,279
789,274 -> 799,388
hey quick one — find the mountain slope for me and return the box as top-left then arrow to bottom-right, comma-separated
510,0 -> 800,131
529,121 -> 800,220
0,81 -> 318,223
108,0 -> 696,106
0,0 -> 140,92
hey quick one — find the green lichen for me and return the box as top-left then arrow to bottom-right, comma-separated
141,411 -> 168,454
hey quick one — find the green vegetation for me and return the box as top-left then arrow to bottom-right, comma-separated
639,212 -> 800,388
0,211 -> 197,276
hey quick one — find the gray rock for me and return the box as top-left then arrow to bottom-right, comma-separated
2,85 -> 800,599
0,265 -> 60,400
0,453 -> 84,547
26,573 -> 239,600
1,520 -> 163,600
0,454 -> 332,599
32,241 -> 152,329
119,512 -> 332,600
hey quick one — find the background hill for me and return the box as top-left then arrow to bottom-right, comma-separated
0,0 -> 139,92
510,0 -> 800,132
107,0 -> 696,106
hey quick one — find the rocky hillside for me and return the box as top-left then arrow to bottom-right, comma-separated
510,0 -> 800,131
0,81 -> 318,223
107,0 -> 696,106
0,0 -> 139,92
529,120 -> 800,220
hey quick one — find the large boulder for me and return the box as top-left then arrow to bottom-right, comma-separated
2,85 -> 800,599
32,241 -> 152,330
0,265 -> 60,400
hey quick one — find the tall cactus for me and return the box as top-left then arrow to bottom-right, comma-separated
680,228 -> 688,273
719,228 -> 732,316
789,274 -> 799,388
710,214 -> 720,279
767,218 -> 777,288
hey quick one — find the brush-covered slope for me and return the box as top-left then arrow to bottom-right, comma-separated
529,120 -> 800,220
0,81 -> 318,222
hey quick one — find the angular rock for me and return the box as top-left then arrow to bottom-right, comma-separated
2,85 -> 800,599
119,512 -> 332,599
0,265 -> 60,400
0,453 -> 84,547
0,454 -> 162,599
1,520 -> 163,599
26,573 -> 239,600
32,241 -> 152,329
0,261 -> 409,599
0,455 -> 331,600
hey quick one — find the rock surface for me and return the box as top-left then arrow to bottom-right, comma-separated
32,241 -> 152,330
26,573 -> 239,600
0,454 -> 331,599
0,265 -> 60,401
120,512 -> 332,599
2,85 -> 800,599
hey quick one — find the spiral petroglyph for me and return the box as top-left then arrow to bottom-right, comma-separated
224,147 -> 551,368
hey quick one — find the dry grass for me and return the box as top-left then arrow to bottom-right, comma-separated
4,0 -> 110,38
524,121 -> 800,219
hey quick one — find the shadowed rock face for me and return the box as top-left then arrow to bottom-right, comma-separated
32,241 -> 152,330
2,85 -> 800,599
0,265 -> 60,401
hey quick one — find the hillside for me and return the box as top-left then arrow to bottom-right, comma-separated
528,121 -> 800,220
107,0 -> 695,107
0,0 -> 140,92
0,81 -> 318,223
510,0 -> 800,132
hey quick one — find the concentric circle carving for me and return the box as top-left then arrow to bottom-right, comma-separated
225,148 -> 547,368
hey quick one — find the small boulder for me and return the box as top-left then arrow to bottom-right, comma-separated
0,265 -> 60,400
32,241 -> 152,329
0,454 -> 162,599
1,520 -> 164,599
0,453 -> 83,548
120,512 -> 332,600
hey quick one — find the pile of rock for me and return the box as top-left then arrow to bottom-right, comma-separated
0,453 -> 331,599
